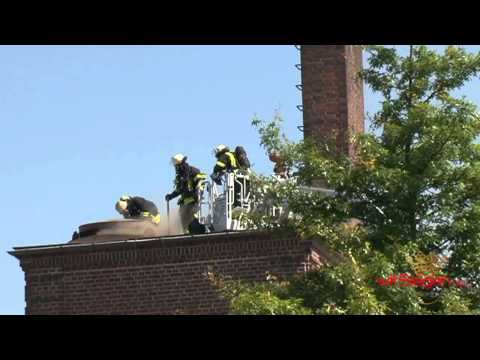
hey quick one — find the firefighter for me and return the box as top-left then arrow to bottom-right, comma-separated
115,195 -> 161,224
211,144 -> 251,210
165,154 -> 207,234
210,145 -> 238,185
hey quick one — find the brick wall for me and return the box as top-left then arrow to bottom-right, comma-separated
301,45 -> 364,158
12,232 -> 333,315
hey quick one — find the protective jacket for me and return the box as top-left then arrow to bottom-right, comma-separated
213,150 -> 238,176
169,163 -> 207,206
124,197 -> 160,223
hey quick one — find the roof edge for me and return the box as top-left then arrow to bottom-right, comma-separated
8,229 -> 298,259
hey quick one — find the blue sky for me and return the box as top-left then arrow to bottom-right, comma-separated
1,45 -> 479,315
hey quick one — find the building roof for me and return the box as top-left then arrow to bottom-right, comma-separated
8,230 -> 281,259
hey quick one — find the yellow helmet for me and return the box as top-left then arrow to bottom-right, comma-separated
171,154 -> 186,166
213,144 -> 228,156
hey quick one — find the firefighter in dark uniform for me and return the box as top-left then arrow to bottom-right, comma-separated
115,195 -> 161,224
211,144 -> 250,210
165,154 -> 207,234
211,144 -> 238,185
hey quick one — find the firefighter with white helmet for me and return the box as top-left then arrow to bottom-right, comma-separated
211,144 -> 252,211
165,154 -> 207,234
115,195 -> 161,224
211,145 -> 239,185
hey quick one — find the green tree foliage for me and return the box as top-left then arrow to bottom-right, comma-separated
206,271 -> 312,315
212,46 -> 480,315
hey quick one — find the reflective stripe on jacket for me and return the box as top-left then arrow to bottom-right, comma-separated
176,166 -> 207,207
141,212 -> 161,224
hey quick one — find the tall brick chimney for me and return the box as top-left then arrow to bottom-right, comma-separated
300,45 -> 365,158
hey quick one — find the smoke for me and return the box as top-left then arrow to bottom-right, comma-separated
156,207 -> 185,236
94,208 -> 186,239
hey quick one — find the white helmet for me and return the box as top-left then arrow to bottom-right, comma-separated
213,144 -> 228,156
115,195 -> 130,214
171,154 -> 186,166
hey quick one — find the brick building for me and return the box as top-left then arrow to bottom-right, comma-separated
10,232 -> 342,314
9,45 -> 365,315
